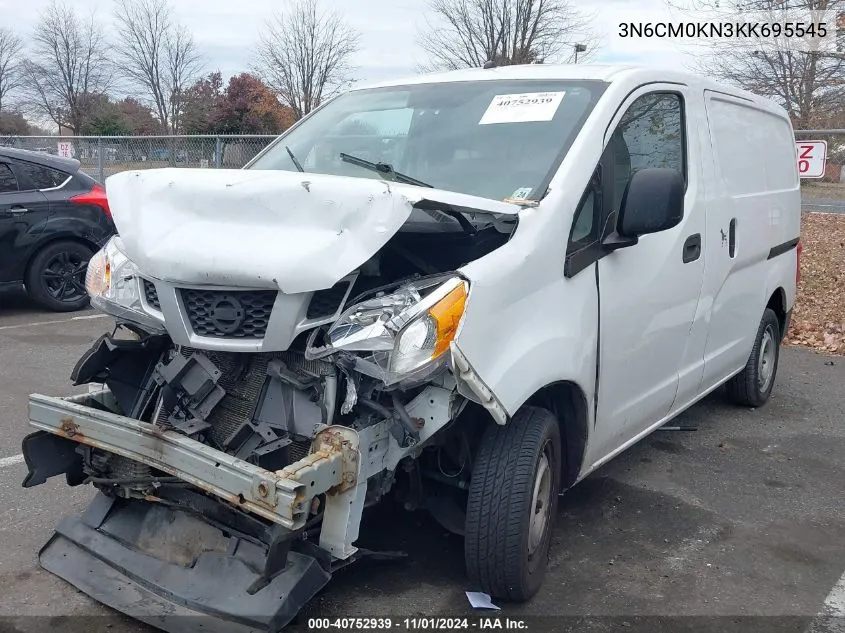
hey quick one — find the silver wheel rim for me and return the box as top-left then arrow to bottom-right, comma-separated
758,325 -> 776,392
528,448 -> 552,555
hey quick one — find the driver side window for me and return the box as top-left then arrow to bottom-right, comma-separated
615,93 -> 685,190
565,91 -> 685,277
606,92 -> 685,216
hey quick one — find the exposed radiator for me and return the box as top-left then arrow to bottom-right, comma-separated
154,348 -> 331,460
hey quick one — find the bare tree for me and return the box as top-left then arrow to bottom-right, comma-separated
255,0 -> 360,120
667,0 -> 845,127
417,0 -> 598,71
166,24 -> 202,134
114,0 -> 203,134
20,2 -> 113,134
0,28 -> 24,112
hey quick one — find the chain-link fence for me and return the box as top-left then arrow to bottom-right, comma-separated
2,131 -> 844,214
0,135 -> 278,183
796,129 -> 845,214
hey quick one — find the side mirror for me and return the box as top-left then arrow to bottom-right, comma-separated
618,168 -> 684,237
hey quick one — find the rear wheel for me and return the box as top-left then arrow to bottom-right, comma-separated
726,308 -> 781,407
26,241 -> 93,312
464,406 -> 561,601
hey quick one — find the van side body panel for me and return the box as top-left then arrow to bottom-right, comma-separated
454,69 -> 799,482
697,91 -> 800,394
587,82 -> 708,466
668,88 -> 721,417
453,76 -> 650,428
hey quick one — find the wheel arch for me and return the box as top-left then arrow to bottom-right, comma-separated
766,286 -> 787,337
525,380 -> 589,490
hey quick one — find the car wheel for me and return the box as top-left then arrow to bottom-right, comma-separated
26,241 -> 93,312
726,308 -> 781,408
465,406 -> 561,602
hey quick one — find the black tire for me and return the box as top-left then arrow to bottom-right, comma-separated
726,308 -> 781,408
26,240 -> 93,312
465,406 -> 561,602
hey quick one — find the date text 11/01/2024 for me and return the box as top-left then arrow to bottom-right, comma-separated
307,618 -> 529,630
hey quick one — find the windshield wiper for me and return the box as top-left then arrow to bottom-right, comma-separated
339,152 -> 431,188
286,146 -> 305,172
339,152 -> 479,235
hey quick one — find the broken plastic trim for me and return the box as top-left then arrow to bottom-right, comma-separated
38,495 -> 331,633
450,343 -> 509,425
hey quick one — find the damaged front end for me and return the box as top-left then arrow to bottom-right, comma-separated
21,169 -> 516,633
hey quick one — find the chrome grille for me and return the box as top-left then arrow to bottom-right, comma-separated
180,289 -> 276,339
143,280 -> 161,310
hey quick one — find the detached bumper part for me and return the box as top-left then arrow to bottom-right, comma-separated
26,391 -> 355,530
40,493 -> 329,633
21,390 -> 376,633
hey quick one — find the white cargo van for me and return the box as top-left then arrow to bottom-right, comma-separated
22,65 -> 801,631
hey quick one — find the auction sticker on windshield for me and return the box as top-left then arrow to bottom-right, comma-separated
479,92 -> 566,125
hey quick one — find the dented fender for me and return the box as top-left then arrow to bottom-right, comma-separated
453,206 -> 598,425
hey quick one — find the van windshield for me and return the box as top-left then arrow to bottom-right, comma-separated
248,79 -> 606,202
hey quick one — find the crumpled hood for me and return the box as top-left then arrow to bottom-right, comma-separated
105,168 -> 519,294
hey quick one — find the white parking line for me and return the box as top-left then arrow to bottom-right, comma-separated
821,572 -> 845,615
807,570 -> 845,633
0,454 -> 24,468
0,313 -> 108,332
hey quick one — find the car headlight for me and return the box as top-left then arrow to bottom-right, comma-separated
85,236 -> 165,333
308,276 -> 468,387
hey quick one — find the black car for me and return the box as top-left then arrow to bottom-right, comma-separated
0,147 -> 115,311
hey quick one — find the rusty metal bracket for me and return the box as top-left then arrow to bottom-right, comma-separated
251,474 -> 279,508
27,392 -> 352,531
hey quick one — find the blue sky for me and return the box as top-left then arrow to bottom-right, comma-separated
2,0 -> 701,89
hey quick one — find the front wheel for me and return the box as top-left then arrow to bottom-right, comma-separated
464,406 -> 561,602
726,308 -> 782,407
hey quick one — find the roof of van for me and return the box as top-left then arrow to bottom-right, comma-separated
354,64 -> 781,115
358,63 -> 641,88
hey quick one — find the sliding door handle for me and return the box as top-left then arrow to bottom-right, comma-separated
682,233 -> 701,263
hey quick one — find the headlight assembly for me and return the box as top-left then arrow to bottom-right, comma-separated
85,236 -> 165,333
389,280 -> 467,378
307,276 -> 468,387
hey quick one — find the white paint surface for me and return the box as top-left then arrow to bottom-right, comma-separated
0,454 -> 24,468
105,169 -> 518,294
807,571 -> 845,633
0,313 -> 108,332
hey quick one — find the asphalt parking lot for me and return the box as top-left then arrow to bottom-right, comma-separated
802,195 -> 845,214
802,196 -> 845,214
0,289 -> 843,633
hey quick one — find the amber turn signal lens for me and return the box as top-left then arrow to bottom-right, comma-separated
429,282 -> 467,357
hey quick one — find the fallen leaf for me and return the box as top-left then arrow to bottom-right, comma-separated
784,212 -> 845,357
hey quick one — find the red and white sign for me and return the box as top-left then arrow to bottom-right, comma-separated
796,140 -> 827,179
57,141 -> 73,158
